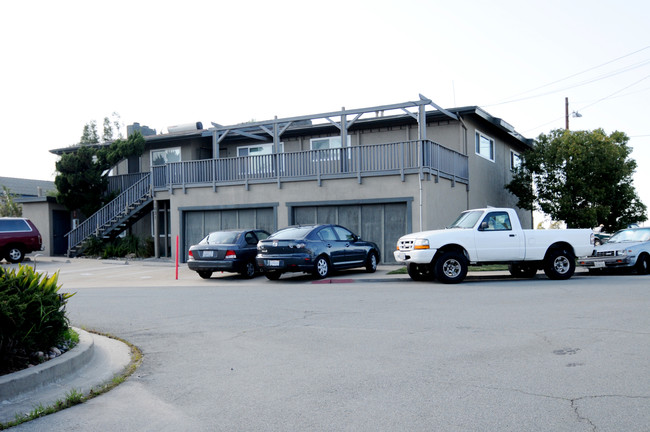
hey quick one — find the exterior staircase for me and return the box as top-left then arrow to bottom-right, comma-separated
65,174 -> 153,257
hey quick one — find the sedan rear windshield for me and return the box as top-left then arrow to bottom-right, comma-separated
268,227 -> 314,240
200,232 -> 241,245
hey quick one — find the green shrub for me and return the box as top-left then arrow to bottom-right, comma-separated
84,234 -> 153,259
0,266 -> 75,373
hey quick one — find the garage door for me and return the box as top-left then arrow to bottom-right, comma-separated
292,202 -> 408,263
183,207 -> 275,258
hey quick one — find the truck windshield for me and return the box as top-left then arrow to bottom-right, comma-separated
448,210 -> 483,229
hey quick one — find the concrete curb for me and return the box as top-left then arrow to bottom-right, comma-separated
0,328 -> 94,401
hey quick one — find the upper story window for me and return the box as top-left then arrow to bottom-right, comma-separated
475,131 -> 495,162
237,143 -> 284,157
310,136 -> 350,150
310,136 -> 351,161
152,148 -> 181,166
237,143 -> 284,175
510,150 -> 522,170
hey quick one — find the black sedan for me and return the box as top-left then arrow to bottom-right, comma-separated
188,229 -> 270,279
256,224 -> 380,280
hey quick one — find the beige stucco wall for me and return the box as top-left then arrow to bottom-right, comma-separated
157,172 -> 468,261
20,199 -> 69,257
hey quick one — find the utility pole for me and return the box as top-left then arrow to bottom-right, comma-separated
565,97 -> 569,130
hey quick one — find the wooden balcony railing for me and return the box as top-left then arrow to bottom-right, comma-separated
151,140 -> 468,192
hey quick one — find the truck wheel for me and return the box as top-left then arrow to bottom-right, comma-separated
434,251 -> 468,284
635,253 -> 650,275
407,263 -> 434,281
508,263 -> 538,278
543,248 -> 575,280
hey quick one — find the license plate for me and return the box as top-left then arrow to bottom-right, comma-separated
594,261 -> 605,268
267,260 -> 281,267
202,251 -> 214,258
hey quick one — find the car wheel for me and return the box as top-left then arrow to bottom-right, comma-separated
407,263 -> 434,281
635,253 -> 650,275
197,271 -> 212,279
241,261 -> 256,279
6,246 -> 25,263
313,255 -> 330,279
433,251 -> 468,284
508,263 -> 538,278
543,248 -> 575,280
365,251 -> 378,273
265,270 -> 282,280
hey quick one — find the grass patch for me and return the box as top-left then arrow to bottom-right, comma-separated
388,264 -> 509,275
0,330 -> 142,430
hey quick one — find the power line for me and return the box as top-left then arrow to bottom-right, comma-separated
484,46 -> 650,107
576,74 -> 650,111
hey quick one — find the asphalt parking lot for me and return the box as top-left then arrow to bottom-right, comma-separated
3,257 -> 650,432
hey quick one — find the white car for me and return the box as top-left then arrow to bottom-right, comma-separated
578,227 -> 650,274
395,208 -> 594,284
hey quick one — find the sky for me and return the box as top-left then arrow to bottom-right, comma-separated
1,0 -> 649,221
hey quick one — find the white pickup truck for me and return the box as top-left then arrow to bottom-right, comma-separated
394,208 -> 594,284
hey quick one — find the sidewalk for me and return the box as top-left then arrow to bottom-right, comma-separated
0,329 -> 131,424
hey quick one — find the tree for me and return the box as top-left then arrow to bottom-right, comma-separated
0,186 -> 22,217
506,128 -> 647,231
80,120 -> 100,144
55,131 -> 145,216
102,112 -> 123,142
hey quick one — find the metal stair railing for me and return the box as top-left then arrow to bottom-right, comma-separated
65,173 -> 152,255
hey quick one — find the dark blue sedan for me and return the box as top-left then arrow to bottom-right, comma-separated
256,224 -> 380,280
188,229 -> 270,279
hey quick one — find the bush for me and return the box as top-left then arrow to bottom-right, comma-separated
83,234 -> 153,259
0,266 -> 75,373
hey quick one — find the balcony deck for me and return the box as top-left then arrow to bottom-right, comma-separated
149,140 -> 468,193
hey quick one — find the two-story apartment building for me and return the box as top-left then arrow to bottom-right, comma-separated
51,96 -> 533,264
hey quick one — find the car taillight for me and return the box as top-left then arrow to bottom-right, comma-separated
188,250 -> 194,258
225,250 -> 236,259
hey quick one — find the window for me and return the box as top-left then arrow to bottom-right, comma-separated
310,136 -> 351,160
510,150 -> 522,170
479,212 -> 512,231
475,131 -> 495,162
237,143 -> 284,175
333,226 -> 356,241
311,136 -> 350,150
0,219 -> 30,232
151,148 -> 181,166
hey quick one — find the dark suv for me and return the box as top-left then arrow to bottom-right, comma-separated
0,218 -> 43,263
